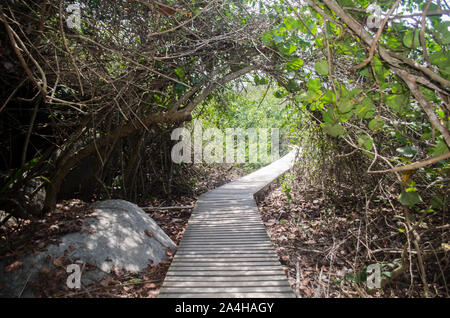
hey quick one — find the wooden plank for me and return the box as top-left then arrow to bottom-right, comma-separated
181,234 -> 269,239
161,280 -> 291,288
192,210 -> 259,214
186,222 -> 263,227
175,246 -> 275,252
180,239 -> 270,244
182,232 -> 267,237
173,251 -> 279,257
194,205 -> 257,210
179,239 -> 272,244
173,253 -> 280,259
181,232 -> 270,237
191,213 -> 260,217
182,231 -> 267,236
166,269 -> 287,276
188,219 -> 262,224
160,286 -> 294,294
184,230 -> 267,234
163,275 -> 289,282
193,207 -> 258,211
178,246 -> 273,250
190,217 -> 261,221
185,224 -> 264,228
182,231 -> 268,236
170,263 -> 280,271
182,233 -> 267,238
170,261 -> 282,267
184,224 -> 265,229
175,245 -> 276,251
178,244 -> 273,249
159,149 -> 297,298
172,256 -> 280,262
184,225 -> 266,230
197,197 -> 255,202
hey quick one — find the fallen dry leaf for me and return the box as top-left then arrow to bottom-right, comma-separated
144,283 -> 156,289
53,257 -> 64,267
5,261 -> 23,273
100,276 -> 114,287
145,230 -> 154,238
39,265 -> 51,275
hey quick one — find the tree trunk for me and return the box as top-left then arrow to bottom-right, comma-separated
42,110 -> 192,213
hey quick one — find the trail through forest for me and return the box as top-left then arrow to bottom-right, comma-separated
0,0 -> 449,298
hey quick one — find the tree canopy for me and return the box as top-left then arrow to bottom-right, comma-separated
0,0 -> 448,222
0,0 -> 449,299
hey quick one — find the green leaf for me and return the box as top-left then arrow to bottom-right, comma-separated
356,97 -> 375,119
321,90 -> 335,104
435,21 -> 450,45
368,118 -> 384,131
0,157 -> 40,194
402,29 -> 420,48
306,78 -> 321,92
394,132 -> 407,145
287,79 -> 301,92
396,145 -> 417,158
322,123 -> 345,137
254,74 -> 268,85
385,94 -> 409,114
358,135 -> 373,151
286,58 -> 304,70
262,31 -> 274,46
274,89 -> 287,98
382,271 -> 392,278
399,190 -> 421,206
432,139 -> 450,157
314,60 -> 329,76
40,176 -> 52,184
322,107 -> 336,124
287,44 -> 297,54
337,98 -> 353,113
430,195 -> 445,209
420,132 -> 432,140
174,67 -> 185,78
283,17 -> 299,31
430,50 -> 450,69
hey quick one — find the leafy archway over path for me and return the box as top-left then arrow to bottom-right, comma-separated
0,0 -> 448,216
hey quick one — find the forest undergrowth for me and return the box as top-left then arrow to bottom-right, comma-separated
258,132 -> 449,298
0,162 -> 245,298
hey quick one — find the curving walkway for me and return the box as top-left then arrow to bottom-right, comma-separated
159,149 -> 297,298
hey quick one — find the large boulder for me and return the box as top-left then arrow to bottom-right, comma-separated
0,199 -> 176,297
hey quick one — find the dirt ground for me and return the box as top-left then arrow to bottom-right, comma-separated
257,184 -> 449,298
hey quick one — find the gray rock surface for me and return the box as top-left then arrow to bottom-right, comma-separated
0,199 -> 176,297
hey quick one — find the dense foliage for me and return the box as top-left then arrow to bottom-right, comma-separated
0,0 -> 448,297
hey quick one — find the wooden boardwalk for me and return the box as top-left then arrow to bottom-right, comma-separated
159,150 -> 297,298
